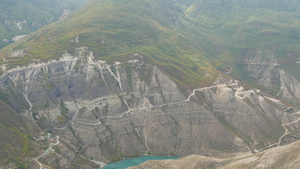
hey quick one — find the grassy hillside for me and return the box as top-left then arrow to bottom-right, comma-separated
1,0 -> 300,89
175,0 -> 300,80
0,0 -> 90,49
0,1 -> 300,166
0,0 -> 220,88
0,99 -> 40,167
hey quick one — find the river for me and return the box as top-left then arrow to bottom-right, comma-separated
100,155 -> 179,169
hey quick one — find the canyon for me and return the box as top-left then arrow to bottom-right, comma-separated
1,47 -> 300,168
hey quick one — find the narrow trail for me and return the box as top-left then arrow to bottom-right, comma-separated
256,111 -> 300,152
278,114 -> 300,146
76,120 -> 101,126
34,136 -> 60,169
225,69 -> 231,74
72,81 -> 300,156
73,82 -> 256,126
243,61 -> 280,66
76,84 -> 228,125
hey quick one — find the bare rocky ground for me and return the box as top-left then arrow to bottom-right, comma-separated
1,48 -> 300,168
130,139 -> 300,169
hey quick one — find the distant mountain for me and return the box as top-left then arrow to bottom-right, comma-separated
0,0 -> 300,168
1,0 -> 300,89
0,0 -> 90,49
0,0 -> 221,88
175,0 -> 300,91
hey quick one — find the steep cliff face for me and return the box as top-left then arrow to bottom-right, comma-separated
236,50 -> 300,108
1,47 -> 300,167
1,0 -> 300,168
244,50 -> 280,89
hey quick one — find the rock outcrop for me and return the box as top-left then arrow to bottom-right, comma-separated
0,47 -> 300,167
240,50 -> 300,108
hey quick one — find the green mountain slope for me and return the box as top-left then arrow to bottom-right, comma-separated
1,0 -> 300,90
175,0 -> 300,88
0,99 -> 40,167
0,0 -> 223,88
0,1 -> 300,167
0,0 -> 90,49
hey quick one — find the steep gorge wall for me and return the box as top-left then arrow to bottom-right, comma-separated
0,48 -> 300,166
240,50 -> 300,107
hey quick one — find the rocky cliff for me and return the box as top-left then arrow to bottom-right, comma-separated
236,50 -> 300,108
1,47 -> 300,168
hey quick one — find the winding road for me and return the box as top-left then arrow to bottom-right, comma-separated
34,136 -> 60,169
59,81 -> 300,155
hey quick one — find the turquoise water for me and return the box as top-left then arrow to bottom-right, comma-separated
101,155 -> 179,169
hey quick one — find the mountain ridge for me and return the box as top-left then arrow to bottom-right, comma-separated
0,0 -> 221,88
0,0 -> 300,168
0,0 -> 90,49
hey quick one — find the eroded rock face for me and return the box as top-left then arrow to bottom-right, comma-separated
0,48 -> 300,167
244,50 -> 280,89
242,50 -> 300,108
